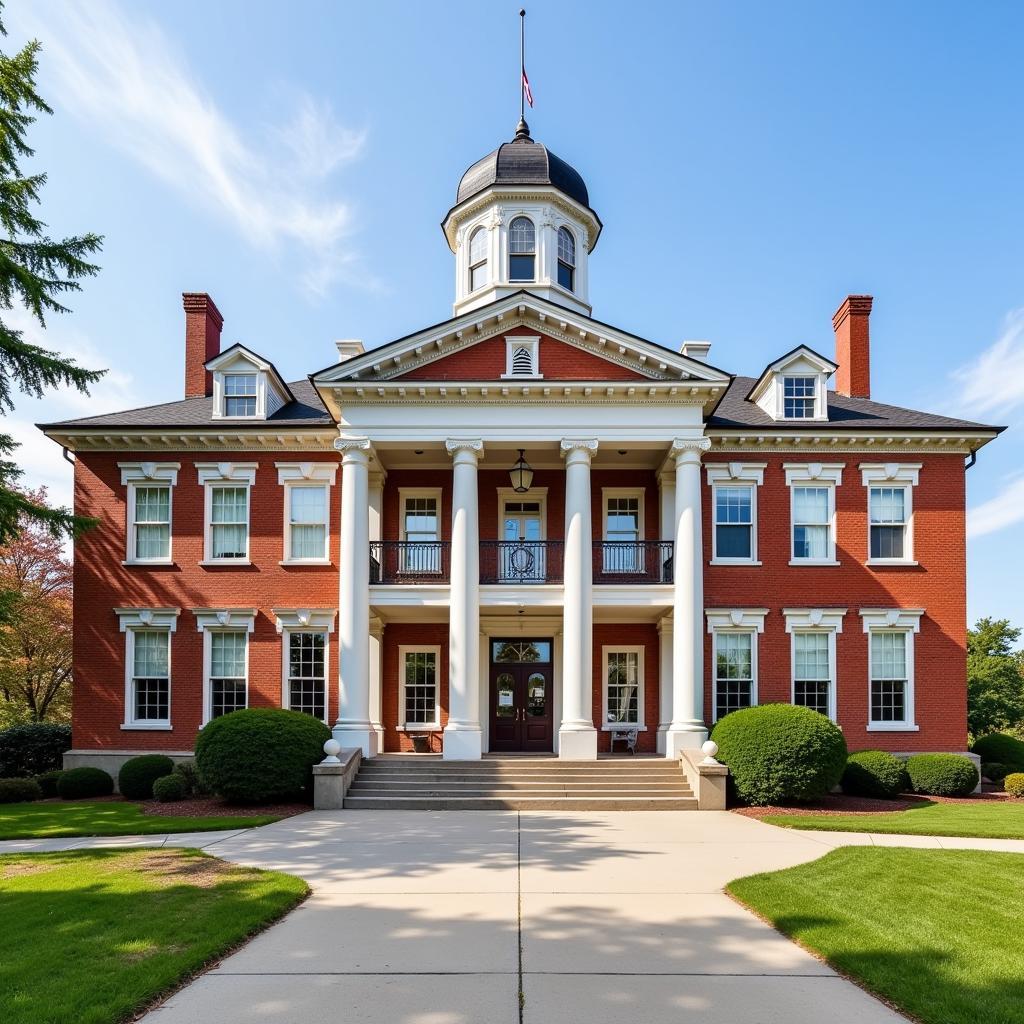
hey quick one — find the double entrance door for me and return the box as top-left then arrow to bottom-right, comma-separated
488,638 -> 554,752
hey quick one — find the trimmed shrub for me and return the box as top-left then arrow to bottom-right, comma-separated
172,759 -> 209,798
971,733 -> 1024,771
1005,773 -> 1024,799
35,769 -> 64,797
841,750 -> 909,799
195,708 -> 330,803
118,754 -> 175,800
710,704 -> 848,806
906,753 -> 978,797
0,777 -> 43,803
57,766 -> 114,800
152,773 -> 187,803
982,762 -> 1011,783
0,723 -> 72,777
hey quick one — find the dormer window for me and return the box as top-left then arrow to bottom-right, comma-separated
502,335 -> 541,379
223,373 -> 258,416
557,227 -> 575,291
468,226 -> 488,292
508,217 -> 535,281
783,376 -> 817,419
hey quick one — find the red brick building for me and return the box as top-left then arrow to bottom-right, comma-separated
40,122 -> 1001,771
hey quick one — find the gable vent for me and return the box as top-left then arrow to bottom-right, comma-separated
512,346 -> 534,375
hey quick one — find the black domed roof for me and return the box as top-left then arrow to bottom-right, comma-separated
456,119 -> 590,209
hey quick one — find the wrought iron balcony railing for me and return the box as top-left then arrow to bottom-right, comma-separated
593,540 -> 674,584
369,541 -> 450,584
480,540 -> 564,584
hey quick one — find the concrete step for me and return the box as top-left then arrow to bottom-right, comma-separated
343,795 -> 700,811
356,770 -> 686,783
348,784 -> 693,797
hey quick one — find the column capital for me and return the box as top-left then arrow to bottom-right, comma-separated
560,438 -> 599,462
656,614 -> 674,637
445,438 -> 484,460
334,435 -> 372,462
669,437 -> 712,464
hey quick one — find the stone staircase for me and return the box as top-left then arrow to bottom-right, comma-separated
344,756 -> 698,810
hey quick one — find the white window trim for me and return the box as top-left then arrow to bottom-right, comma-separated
498,487 -> 548,540
861,608 -> 923,732
277,463 -> 337,565
706,463 -> 766,565
782,608 -> 845,722
602,487 -> 645,542
706,609 -> 767,722
501,335 -> 542,379
399,644 -> 442,731
861,463 -> 922,566
399,487 -> 443,542
194,608 -> 257,725
601,645 -> 646,730
119,462 -> 180,565
115,607 -> 179,730
785,463 -> 844,566
780,374 -> 825,421
274,610 -> 336,726
197,463 -> 257,565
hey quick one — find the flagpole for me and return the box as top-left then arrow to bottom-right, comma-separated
520,8 -> 526,123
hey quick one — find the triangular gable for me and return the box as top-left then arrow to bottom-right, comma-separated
312,292 -> 731,386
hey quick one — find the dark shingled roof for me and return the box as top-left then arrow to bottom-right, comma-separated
709,376 -> 1001,433
40,378 -> 333,430
456,126 -> 590,209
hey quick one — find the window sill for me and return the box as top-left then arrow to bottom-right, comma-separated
120,722 -> 173,731
122,560 -> 176,568
279,559 -> 332,567
396,724 -> 442,733
867,559 -> 919,567
199,559 -> 252,567
600,724 -> 646,732
710,559 -> 762,567
867,723 -> 920,732
788,559 -> 841,567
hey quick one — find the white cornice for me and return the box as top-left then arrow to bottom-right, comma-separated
272,608 -> 338,633
707,431 -> 995,454
705,608 -> 769,632
45,429 -> 336,454
118,461 -> 181,485
783,608 -> 848,632
192,608 -> 258,632
115,607 -> 180,631
860,608 -> 924,632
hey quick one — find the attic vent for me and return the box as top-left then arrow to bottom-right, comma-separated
502,336 -> 541,379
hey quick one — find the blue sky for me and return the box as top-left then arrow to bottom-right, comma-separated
6,0 -> 1023,626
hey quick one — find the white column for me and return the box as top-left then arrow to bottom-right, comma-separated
332,436 -> 377,757
559,438 -> 598,760
656,614 -> 673,755
369,617 -> 385,751
444,438 -> 484,760
665,437 -> 711,757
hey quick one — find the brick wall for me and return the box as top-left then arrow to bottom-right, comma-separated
593,623 -> 660,753
381,622 -> 449,752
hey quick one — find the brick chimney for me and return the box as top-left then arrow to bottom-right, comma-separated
833,294 -> 873,399
182,292 -> 223,398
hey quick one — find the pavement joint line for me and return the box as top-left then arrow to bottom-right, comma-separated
517,811 -> 524,1024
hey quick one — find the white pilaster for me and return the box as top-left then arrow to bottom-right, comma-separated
444,438 -> 484,760
368,470 -> 385,544
559,438 -> 599,760
656,614 -> 673,755
665,437 -> 712,757
658,470 -> 676,541
332,436 -> 377,757
369,616 -> 385,750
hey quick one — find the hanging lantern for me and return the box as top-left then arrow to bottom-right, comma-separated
509,448 -> 534,493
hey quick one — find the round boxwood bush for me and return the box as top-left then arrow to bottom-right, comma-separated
171,760 -> 209,798
57,766 -> 114,800
152,773 -> 187,803
710,704 -> 848,806
118,754 -> 175,800
971,733 -> 1024,771
982,762 -> 1011,783
0,722 -> 72,777
841,750 -> 909,799
35,769 -> 63,798
1005,773 -> 1024,798
0,777 -> 43,803
906,753 -> 978,797
195,708 -> 331,803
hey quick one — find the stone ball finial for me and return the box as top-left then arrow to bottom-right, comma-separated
700,739 -> 721,765
322,738 -> 342,764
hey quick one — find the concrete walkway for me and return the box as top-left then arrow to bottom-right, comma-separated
7,812 -> 1023,1023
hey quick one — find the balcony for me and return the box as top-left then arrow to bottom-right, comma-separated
593,541 -> 674,584
370,541 -> 450,584
480,540 -> 564,584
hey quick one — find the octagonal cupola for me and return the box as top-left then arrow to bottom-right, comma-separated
443,118 -> 602,317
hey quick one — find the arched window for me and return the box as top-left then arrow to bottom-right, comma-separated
468,226 -> 488,292
557,227 -> 575,291
508,216 -> 535,281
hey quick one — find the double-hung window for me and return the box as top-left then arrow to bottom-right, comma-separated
288,632 -> 327,721
603,647 -> 643,727
792,632 -> 832,717
862,609 -> 922,730
401,492 -> 441,574
117,608 -> 179,729
209,631 -> 247,718
785,464 -> 843,565
401,647 -> 439,729
223,373 -> 258,416
783,376 -> 816,418
198,464 -> 257,563
707,610 -> 766,722
508,216 -> 536,281
861,465 -> 920,564
120,463 -> 179,564
468,226 -> 488,292
288,485 -> 328,560
604,492 -> 642,573
706,464 -> 765,565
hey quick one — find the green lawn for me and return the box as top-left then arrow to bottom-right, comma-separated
0,800 -> 282,839
729,848 -> 1024,1024
764,798 -> 1024,839
0,847 -> 307,1024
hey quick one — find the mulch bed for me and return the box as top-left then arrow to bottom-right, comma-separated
139,796 -> 310,819
733,790 -> 1011,819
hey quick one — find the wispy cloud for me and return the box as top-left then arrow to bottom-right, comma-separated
10,0 -> 372,298
951,307 -> 1024,418
968,475 -> 1024,539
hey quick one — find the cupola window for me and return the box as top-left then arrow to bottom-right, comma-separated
508,216 -> 536,281
557,226 -> 575,291
223,373 -> 258,417
783,376 -> 817,419
468,226 -> 488,292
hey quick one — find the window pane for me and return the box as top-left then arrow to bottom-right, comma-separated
492,641 -> 551,662
793,487 -> 828,523
469,227 -> 487,265
136,524 -> 170,559
871,525 -> 905,559
509,217 -> 535,253
716,525 -> 751,559
224,373 -> 257,396
134,678 -> 169,721
135,486 -> 169,523
869,487 -> 905,524
470,261 -> 488,291
509,254 -> 535,281
793,525 -> 827,559
404,497 -> 437,537
557,261 -> 574,291
606,497 -> 640,539
404,650 -> 437,725
291,486 -> 326,523
606,651 -> 640,724
783,376 -> 816,418
716,487 -> 752,524
557,226 -> 575,265
794,633 -> 829,680
871,631 -> 906,679
288,632 -> 326,719
794,681 -> 830,715
871,680 -> 906,722
134,630 -> 168,677
715,632 -> 753,719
